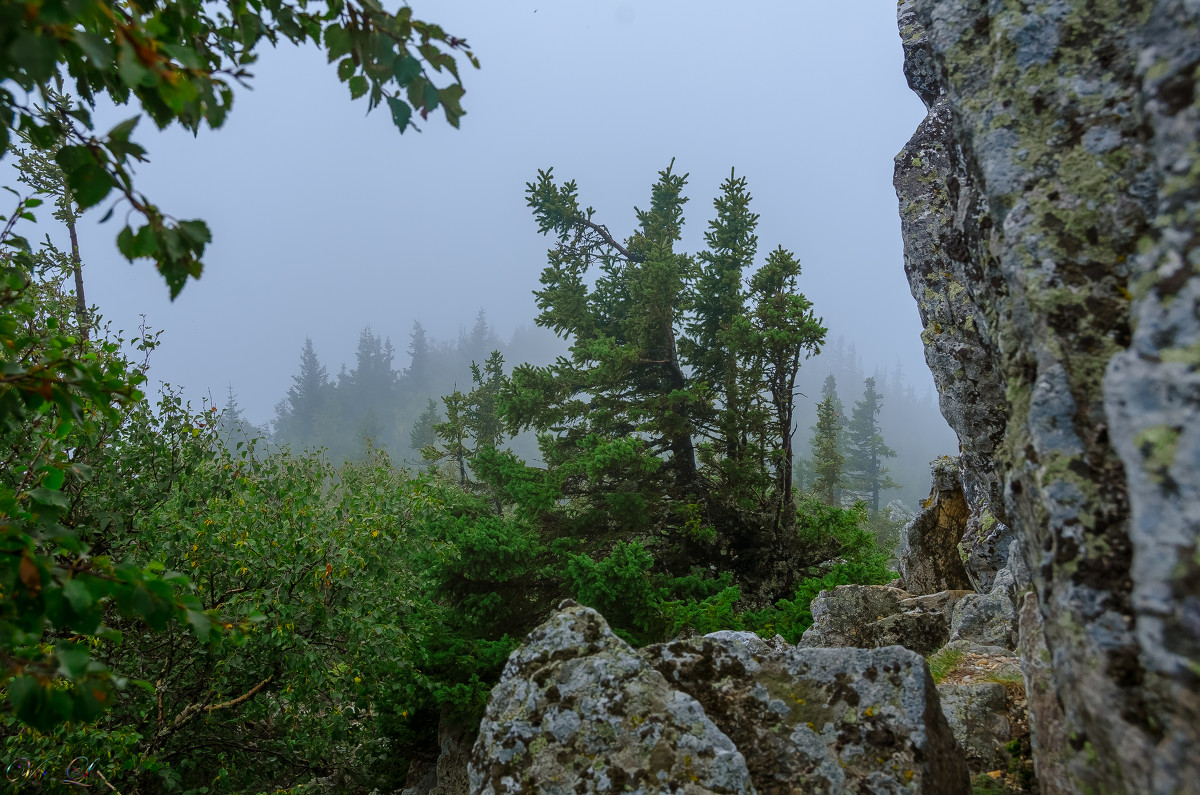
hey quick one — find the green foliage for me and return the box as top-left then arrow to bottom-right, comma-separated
1,0 -> 477,296
565,540 -> 659,644
845,376 -> 899,514
513,162 -> 828,578
811,374 -> 846,505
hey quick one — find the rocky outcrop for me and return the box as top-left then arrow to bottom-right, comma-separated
644,631 -> 970,795
937,682 -> 1013,774
467,602 -> 752,794
471,603 -> 970,794
894,1 -> 1200,792
800,584 -> 977,656
948,588 -> 1017,650
897,456 -> 973,594
401,711 -> 469,795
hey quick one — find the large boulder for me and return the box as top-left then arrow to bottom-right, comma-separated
948,591 -> 1017,650
642,630 -> 971,795
937,682 -> 1013,775
468,602 -> 752,794
897,457 -> 974,595
894,0 -> 1200,790
800,585 -> 954,656
471,604 -> 971,794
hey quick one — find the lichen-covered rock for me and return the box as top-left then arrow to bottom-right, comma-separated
1016,591 -> 1072,794
894,0 -> 1200,790
802,585 -> 961,655
898,589 -> 974,622
937,682 -> 1013,775
897,457 -> 974,594
870,610 -> 952,657
468,602 -> 752,794
800,585 -> 908,647
949,591 -> 1017,650
641,631 -> 971,795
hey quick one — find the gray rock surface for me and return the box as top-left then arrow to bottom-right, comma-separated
894,0 -> 1200,791
949,591 -> 1017,650
801,585 -> 961,656
468,602 -> 752,794
896,457 -> 974,595
800,585 -> 911,649
642,632 -> 971,795
1016,591 -> 1072,795
937,682 -> 1013,775
471,605 -> 971,795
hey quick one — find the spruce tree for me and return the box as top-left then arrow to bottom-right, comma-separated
845,376 -> 898,514
736,246 -> 825,532
508,161 -> 703,534
511,162 -> 826,558
275,337 -> 330,448
810,373 -> 846,505
683,169 -> 758,466
410,398 -> 441,458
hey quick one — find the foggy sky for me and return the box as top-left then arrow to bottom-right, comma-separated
68,1 -> 929,424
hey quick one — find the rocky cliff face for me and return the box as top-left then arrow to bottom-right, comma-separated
894,1 -> 1199,792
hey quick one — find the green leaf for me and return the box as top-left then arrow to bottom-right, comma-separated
348,75 -> 368,100
56,641 -> 91,679
393,55 -> 421,84
423,82 -> 440,113
65,161 -> 116,209
177,219 -> 211,245
40,466 -> 64,490
325,25 -> 353,62
71,31 -> 113,65
11,34 -> 58,83
7,676 -> 41,721
26,487 -> 70,508
337,57 -> 356,82
62,577 -> 93,612
107,116 -> 140,141
386,96 -> 411,131
186,609 -> 212,638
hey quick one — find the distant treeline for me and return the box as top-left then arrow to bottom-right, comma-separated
222,320 -> 953,511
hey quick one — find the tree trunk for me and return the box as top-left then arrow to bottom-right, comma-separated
67,217 -> 88,342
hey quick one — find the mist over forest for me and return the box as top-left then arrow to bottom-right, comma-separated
218,315 -> 954,511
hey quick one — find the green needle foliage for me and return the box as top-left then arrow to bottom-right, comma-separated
811,374 -> 847,505
510,162 -> 828,590
845,376 -> 899,515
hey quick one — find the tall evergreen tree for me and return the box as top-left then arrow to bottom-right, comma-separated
683,168 -> 758,466
404,320 -> 432,395
810,374 -> 845,506
275,337 -> 331,447
737,246 -> 825,532
216,385 -> 259,451
341,326 -> 398,442
845,376 -> 898,514
509,162 -> 827,560
509,161 -> 703,530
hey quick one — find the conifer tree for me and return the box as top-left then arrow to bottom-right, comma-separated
510,162 -> 826,555
737,246 -> 825,531
508,161 -> 703,530
410,398 -> 441,459
275,337 -> 331,447
810,373 -> 846,505
683,169 -> 758,466
845,376 -> 898,514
